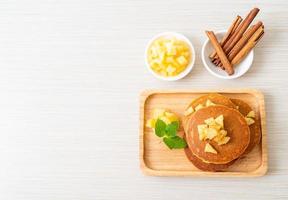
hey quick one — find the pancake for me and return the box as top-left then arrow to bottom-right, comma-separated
183,93 -> 237,127
182,94 -> 237,170
186,105 -> 250,164
183,93 -> 236,133
184,147 -> 235,172
185,93 -> 236,114
231,99 -> 261,154
183,134 -> 235,171
183,119 -> 236,171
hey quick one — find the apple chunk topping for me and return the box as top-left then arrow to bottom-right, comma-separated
197,115 -> 230,146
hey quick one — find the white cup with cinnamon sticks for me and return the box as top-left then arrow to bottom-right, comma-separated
201,8 -> 264,79
202,30 -> 254,79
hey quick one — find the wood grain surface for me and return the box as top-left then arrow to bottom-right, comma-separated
0,0 -> 287,200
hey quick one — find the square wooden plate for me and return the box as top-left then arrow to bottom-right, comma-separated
139,89 -> 268,177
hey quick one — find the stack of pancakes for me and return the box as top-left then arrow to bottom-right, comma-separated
183,93 -> 261,171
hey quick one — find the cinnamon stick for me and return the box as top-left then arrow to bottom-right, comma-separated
231,26 -> 264,65
228,21 -> 263,60
211,16 -> 242,61
206,31 -> 234,75
209,16 -> 242,59
216,22 -> 263,67
231,16 -> 243,34
222,8 -> 260,54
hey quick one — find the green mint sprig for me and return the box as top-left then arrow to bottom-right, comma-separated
155,119 -> 187,149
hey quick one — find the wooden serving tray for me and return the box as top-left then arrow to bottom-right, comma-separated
139,89 -> 268,177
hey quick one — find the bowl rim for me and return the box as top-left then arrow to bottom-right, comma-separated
201,30 -> 254,80
145,32 -> 196,81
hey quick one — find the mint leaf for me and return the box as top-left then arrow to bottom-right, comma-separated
163,136 -> 187,149
163,137 -> 175,149
155,119 -> 166,137
171,136 -> 187,149
165,121 -> 179,137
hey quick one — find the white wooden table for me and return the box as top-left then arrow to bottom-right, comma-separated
0,0 -> 287,199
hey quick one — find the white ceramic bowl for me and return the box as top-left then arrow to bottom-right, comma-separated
201,30 -> 254,79
145,32 -> 196,81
